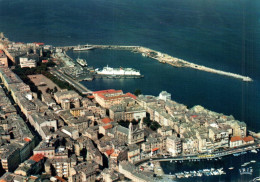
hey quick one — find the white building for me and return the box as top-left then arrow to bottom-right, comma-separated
20,57 -> 36,68
166,135 -> 182,156
230,136 -> 243,148
159,91 -> 171,102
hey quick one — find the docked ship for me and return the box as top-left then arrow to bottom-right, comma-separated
95,65 -> 143,78
73,44 -> 94,51
76,58 -> 87,67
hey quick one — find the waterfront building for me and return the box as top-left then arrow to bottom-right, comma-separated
243,136 -> 254,144
230,136 -> 243,148
166,135 -> 182,156
208,127 -> 229,149
226,120 -> 247,138
158,91 -> 171,101
119,161 -> 155,182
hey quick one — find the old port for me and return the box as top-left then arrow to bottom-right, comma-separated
57,44 -> 253,82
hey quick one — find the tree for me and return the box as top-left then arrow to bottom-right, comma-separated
143,117 -> 152,127
134,89 -> 142,96
150,121 -> 161,131
53,86 -> 58,93
37,90 -> 42,100
46,88 -> 51,93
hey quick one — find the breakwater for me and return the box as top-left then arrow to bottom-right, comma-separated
57,45 -> 253,82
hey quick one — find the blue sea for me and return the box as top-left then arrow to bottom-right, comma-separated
0,0 -> 259,181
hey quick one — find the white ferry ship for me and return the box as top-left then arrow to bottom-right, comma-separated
73,44 -> 94,51
95,65 -> 141,76
76,58 -> 87,67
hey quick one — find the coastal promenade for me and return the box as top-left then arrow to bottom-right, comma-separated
58,44 -> 253,82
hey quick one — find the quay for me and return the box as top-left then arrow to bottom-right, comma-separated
57,44 -> 253,82
134,143 -> 260,166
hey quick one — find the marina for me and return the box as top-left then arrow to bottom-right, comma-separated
171,168 -> 226,179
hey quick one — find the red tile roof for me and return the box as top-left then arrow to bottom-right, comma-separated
33,42 -> 44,46
93,89 -> 121,94
191,115 -> 198,118
101,117 -> 112,124
126,92 -> 137,99
24,137 -> 31,142
29,176 -> 38,180
54,176 -> 67,182
110,152 -> 119,157
105,149 -> 114,156
243,136 -> 254,142
30,154 -> 45,162
93,90 -> 136,101
103,124 -> 113,130
87,95 -> 95,99
152,147 -> 159,152
230,136 -> 242,142
129,153 -> 139,158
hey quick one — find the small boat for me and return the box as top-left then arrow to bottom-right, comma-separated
197,173 -> 203,177
229,167 -> 234,170
76,58 -> 87,67
233,153 -> 241,156
251,149 -> 257,153
241,162 -> 250,167
251,160 -> 256,163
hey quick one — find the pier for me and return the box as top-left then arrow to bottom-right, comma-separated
57,44 -> 253,82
